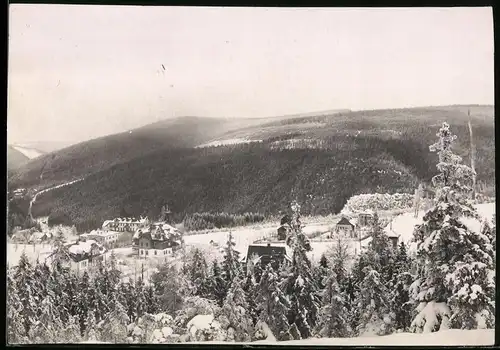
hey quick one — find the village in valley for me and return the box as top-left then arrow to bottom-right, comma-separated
8,199 -> 413,277
6,5 -> 495,347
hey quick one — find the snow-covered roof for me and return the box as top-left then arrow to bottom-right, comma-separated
103,217 -> 149,227
86,229 -> 119,237
359,209 -> 374,215
68,239 -> 106,257
133,222 -> 182,242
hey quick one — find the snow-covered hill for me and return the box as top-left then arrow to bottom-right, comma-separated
11,145 -> 45,159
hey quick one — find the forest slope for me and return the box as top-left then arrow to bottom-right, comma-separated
9,105 -> 495,232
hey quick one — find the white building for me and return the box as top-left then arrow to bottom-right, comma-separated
102,217 -> 149,232
81,229 -> 120,248
46,239 -> 108,273
132,222 -> 183,258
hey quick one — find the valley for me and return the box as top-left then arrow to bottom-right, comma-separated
7,105 -> 495,234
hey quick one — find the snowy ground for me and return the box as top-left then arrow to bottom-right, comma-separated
111,247 -> 182,284
183,221 -> 346,264
7,219 -> 80,267
202,329 -> 494,346
7,243 -> 54,267
382,202 -> 496,252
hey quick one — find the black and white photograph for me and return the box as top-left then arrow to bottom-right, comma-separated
6,5 -> 495,345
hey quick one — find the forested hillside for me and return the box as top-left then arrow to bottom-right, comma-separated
9,105 -> 495,232
7,145 -> 30,177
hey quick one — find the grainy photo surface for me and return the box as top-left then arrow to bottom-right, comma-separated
6,5 -> 495,345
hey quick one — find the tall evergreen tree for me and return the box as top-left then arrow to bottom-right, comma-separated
283,201 -> 320,339
222,271 -> 254,342
410,122 -> 495,332
313,254 -> 329,290
355,268 -> 391,336
222,231 -> 241,288
256,264 -> 292,341
207,259 -> 226,306
7,274 -> 27,344
316,271 -> 351,338
14,253 -> 37,336
151,263 -> 184,315
369,212 -> 395,283
243,269 -> 259,324
186,248 -> 211,297
100,296 -> 129,343
389,242 -> 413,332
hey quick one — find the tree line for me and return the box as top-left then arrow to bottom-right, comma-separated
7,123 -> 496,344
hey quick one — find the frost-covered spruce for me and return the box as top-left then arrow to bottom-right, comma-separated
355,268 -> 391,336
389,242 -> 413,332
256,263 -> 292,341
185,248 -> 210,297
370,212 -> 395,273
206,260 -> 227,306
222,271 -> 254,342
283,201 -> 320,339
410,122 -> 495,332
222,231 -> 241,288
316,271 -> 351,338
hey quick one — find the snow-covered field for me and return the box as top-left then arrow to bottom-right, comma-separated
184,221 -> 342,263
7,243 -> 54,267
381,202 -> 496,252
196,138 -> 263,148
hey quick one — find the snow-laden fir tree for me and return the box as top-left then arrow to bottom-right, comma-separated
410,122 -> 495,332
13,253 -> 37,337
100,296 -> 130,343
369,212 -> 395,283
222,271 -> 254,342
7,274 -> 27,344
222,231 -> 241,289
186,247 -> 211,297
389,242 -> 413,332
84,309 -> 99,342
315,270 -> 351,338
256,263 -> 292,341
207,259 -> 227,306
283,200 -> 320,339
150,263 -> 184,315
243,267 -> 259,324
355,268 -> 392,336
313,254 -> 329,290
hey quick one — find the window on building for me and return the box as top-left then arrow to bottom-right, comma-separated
154,251 -> 157,255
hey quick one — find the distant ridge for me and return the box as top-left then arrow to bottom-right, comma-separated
8,105 -> 495,233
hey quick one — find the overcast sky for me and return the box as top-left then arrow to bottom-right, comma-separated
8,5 -> 494,145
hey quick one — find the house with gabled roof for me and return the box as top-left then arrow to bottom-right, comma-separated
241,243 -> 291,274
80,229 -> 120,248
46,239 -> 107,273
132,222 -> 183,258
336,217 -> 355,237
102,216 -> 149,232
